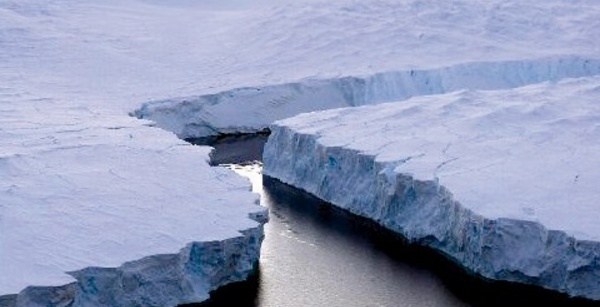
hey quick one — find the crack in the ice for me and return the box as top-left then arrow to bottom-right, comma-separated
108,168 -> 126,180
382,153 -> 426,166
442,142 -> 452,155
434,157 -> 459,179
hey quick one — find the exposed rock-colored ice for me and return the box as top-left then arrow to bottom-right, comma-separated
263,76 -> 600,300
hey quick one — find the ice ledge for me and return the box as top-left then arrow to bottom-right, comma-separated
264,128 -> 600,300
1,190 -> 267,307
133,56 -> 600,139
262,77 -> 600,300
4,225 -> 265,307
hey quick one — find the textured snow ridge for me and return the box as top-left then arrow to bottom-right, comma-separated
134,56 -> 600,139
11,226 -> 264,307
263,77 -> 600,300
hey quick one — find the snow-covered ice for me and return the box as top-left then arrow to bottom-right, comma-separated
0,100 -> 267,305
263,76 -> 600,299
133,0 -> 600,139
1,0 -> 600,304
0,0 -> 275,305
136,56 -> 600,139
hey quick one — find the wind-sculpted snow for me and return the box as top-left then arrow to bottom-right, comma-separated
263,76 -> 600,300
134,56 -> 600,139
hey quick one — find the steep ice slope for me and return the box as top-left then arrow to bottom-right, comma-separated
263,76 -> 600,300
135,56 -> 600,138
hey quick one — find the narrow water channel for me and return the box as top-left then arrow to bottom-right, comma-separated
186,134 -> 599,307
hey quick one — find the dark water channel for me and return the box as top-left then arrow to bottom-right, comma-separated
186,134 -> 599,307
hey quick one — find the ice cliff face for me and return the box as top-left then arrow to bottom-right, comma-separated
262,76 -> 600,300
134,56 -> 600,139
10,225 -> 265,307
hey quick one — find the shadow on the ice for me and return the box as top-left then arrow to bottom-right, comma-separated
185,130 -> 269,166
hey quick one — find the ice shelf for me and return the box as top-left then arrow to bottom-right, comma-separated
263,76 -> 600,300
0,103 -> 267,306
134,56 -> 600,139
2,0 -> 599,304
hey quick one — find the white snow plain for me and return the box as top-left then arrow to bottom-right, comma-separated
1,0 -> 275,305
1,0 -> 600,304
263,76 -> 600,300
0,107 -> 267,305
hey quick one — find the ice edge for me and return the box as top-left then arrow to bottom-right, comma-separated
1,213 -> 267,307
263,126 -> 600,300
133,55 -> 600,139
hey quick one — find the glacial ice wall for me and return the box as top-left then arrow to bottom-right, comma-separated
262,76 -> 600,300
134,56 -> 600,139
9,225 -> 265,307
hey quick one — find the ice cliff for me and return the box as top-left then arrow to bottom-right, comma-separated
134,56 -> 600,139
10,230 -> 265,307
3,0 -> 599,304
263,76 -> 600,300
0,112 -> 267,306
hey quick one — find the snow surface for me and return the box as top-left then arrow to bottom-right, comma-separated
1,0 -> 600,304
1,0 -> 277,305
263,76 -> 600,299
0,105 -> 267,303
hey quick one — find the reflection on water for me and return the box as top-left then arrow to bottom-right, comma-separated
230,164 -> 468,307
186,135 -> 600,307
